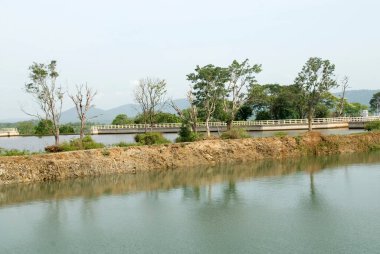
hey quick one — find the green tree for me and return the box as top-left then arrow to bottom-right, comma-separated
153,112 -> 181,123
223,59 -> 262,129
112,114 -> 134,125
25,60 -> 63,145
369,92 -> 380,114
188,65 -> 229,136
294,57 -> 338,131
34,120 -> 53,135
16,121 -> 36,135
59,124 -> 75,134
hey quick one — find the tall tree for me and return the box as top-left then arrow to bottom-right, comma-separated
69,84 -> 97,141
187,65 -> 229,137
369,92 -> 380,114
134,77 -> 167,131
294,57 -> 338,131
223,59 -> 262,129
25,60 -> 63,145
337,76 -> 349,117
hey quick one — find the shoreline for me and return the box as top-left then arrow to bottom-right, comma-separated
0,131 -> 379,185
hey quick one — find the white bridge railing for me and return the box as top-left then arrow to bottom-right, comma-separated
91,116 -> 380,131
0,128 -> 18,133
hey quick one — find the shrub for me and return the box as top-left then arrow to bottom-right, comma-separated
48,135 -> 104,152
134,132 -> 170,145
220,128 -> 250,139
45,145 -> 64,153
59,124 -> 75,134
175,125 -> 201,143
0,148 -> 31,156
365,121 -> 380,131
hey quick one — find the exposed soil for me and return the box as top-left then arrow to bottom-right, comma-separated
0,132 -> 379,185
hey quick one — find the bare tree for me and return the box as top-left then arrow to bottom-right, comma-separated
337,76 -> 349,117
25,60 -> 63,145
134,77 -> 167,132
69,84 -> 97,141
170,89 -> 198,133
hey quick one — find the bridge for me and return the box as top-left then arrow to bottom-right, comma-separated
0,128 -> 20,137
91,117 -> 380,134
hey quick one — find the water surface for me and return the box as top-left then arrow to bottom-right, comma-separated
1,151 -> 380,253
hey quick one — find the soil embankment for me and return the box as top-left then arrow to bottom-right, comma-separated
0,132 -> 379,185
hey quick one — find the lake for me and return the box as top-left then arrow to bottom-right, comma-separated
1,151 -> 380,253
0,128 -> 364,152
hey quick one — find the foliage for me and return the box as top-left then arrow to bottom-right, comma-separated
16,121 -> 36,135
25,60 -> 63,145
294,57 -> 338,130
255,110 -> 272,120
153,112 -> 181,123
34,120 -> 53,135
175,125 -> 202,142
188,64 -> 229,136
369,92 -> 380,113
59,124 -> 75,134
220,128 -> 250,139
134,132 -> 170,145
0,148 -> 31,156
113,142 -> 141,148
112,114 -> 134,125
365,121 -> 380,131
53,135 -> 104,152
235,104 -> 253,121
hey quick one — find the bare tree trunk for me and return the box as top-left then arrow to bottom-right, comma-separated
308,110 -> 313,131
80,120 -> 85,140
205,117 -> 211,137
54,128 -> 60,146
226,119 -> 233,131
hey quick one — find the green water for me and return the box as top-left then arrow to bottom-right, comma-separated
1,152 -> 380,253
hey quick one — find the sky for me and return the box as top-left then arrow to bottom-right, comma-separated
0,0 -> 379,120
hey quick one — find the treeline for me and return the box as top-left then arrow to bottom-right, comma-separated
20,57 -> 380,148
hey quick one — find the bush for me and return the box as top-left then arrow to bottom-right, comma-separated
175,125 -> 201,143
134,132 -> 170,145
48,135 -> 104,152
0,148 -> 31,156
220,128 -> 250,139
365,121 -> 380,131
59,124 -> 75,134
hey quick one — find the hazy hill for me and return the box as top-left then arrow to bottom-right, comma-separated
333,89 -> 379,105
60,98 -> 189,124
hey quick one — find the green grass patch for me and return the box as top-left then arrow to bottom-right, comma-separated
0,148 -> 32,156
274,131 -> 288,138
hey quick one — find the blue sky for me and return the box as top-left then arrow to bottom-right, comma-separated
0,0 -> 379,119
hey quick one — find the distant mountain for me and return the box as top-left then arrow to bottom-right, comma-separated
333,89 -> 380,105
60,98 -> 189,124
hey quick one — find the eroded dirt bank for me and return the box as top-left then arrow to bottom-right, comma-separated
0,132 -> 379,185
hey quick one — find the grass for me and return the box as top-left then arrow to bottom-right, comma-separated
220,128 -> 250,139
274,131 -> 288,138
0,148 -> 32,156
45,135 -> 104,153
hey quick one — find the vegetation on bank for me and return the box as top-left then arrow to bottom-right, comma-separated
365,121 -> 380,131
0,148 -> 32,157
45,136 -> 104,153
134,132 -> 170,145
220,128 -> 250,139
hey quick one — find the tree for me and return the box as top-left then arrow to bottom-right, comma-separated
69,84 -> 97,141
16,121 -> 36,135
59,124 -> 75,134
34,119 -> 53,135
25,60 -> 63,145
112,114 -> 134,125
188,65 -> 229,137
223,59 -> 262,129
170,89 -> 199,133
369,92 -> 380,114
134,77 -> 167,132
294,57 -> 338,131
336,76 -> 350,117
